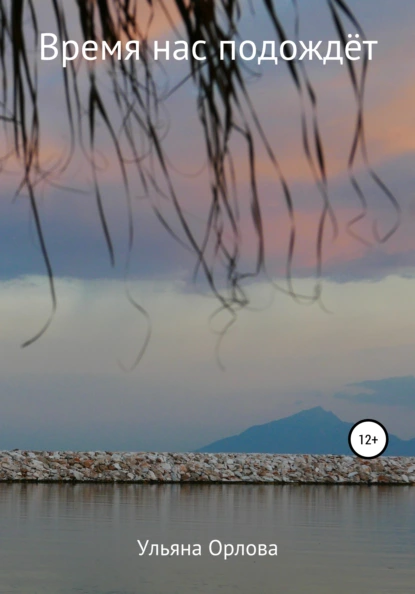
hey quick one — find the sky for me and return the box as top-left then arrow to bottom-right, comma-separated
1,0 -> 415,452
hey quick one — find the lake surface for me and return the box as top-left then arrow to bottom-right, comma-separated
0,484 -> 414,593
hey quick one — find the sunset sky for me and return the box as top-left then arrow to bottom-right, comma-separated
1,0 -> 415,452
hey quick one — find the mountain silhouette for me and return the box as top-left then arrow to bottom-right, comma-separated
197,407 -> 415,455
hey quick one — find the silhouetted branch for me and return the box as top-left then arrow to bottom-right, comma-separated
0,0 -> 400,365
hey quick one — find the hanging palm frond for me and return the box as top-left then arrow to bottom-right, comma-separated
0,0 -> 400,364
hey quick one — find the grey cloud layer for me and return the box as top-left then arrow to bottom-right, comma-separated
334,376 -> 415,409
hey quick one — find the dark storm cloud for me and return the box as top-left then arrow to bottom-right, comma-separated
334,376 -> 415,409
0,188 -> 194,281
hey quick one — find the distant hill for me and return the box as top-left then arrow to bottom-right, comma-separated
197,407 -> 415,456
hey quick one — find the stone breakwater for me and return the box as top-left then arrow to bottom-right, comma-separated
1,451 -> 415,484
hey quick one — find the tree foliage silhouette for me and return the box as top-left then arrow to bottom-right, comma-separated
0,0 -> 399,365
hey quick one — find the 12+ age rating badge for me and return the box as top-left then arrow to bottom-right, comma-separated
348,419 -> 389,459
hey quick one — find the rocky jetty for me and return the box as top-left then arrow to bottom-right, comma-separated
1,451 -> 414,484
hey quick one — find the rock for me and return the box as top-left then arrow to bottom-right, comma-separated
0,451 -> 414,484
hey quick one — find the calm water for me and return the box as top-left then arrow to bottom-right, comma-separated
0,484 -> 414,593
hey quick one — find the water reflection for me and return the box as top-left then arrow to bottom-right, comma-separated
0,484 -> 414,593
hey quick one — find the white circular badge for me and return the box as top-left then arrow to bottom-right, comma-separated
348,419 -> 389,459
